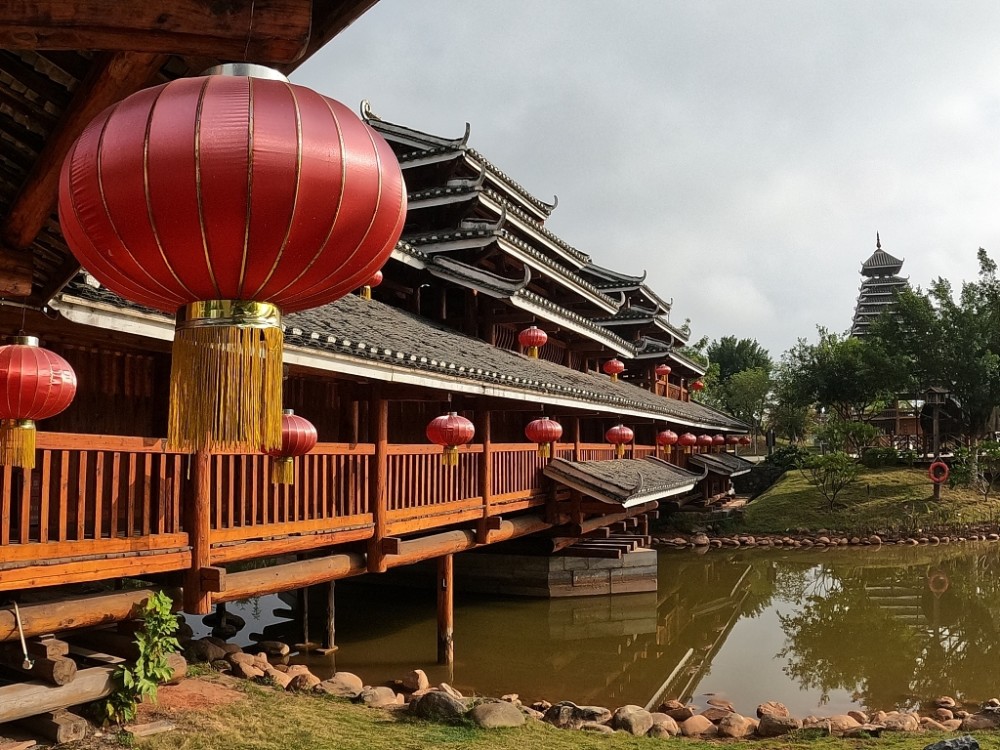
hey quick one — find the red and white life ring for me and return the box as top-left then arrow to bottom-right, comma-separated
928,461 -> 949,484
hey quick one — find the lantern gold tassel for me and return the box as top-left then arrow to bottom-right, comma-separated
537,442 -> 550,459
0,419 -> 35,469
442,446 -> 459,467
616,443 -> 625,459
168,301 -> 283,454
271,456 -> 295,485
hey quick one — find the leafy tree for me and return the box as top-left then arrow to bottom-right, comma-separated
950,441 -> 1000,502
707,336 -> 772,381
817,416 -> 880,455
778,328 -> 908,423
871,248 -> 1000,471
721,366 -> 772,436
798,452 -> 860,511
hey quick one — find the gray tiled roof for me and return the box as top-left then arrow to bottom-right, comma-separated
544,457 -> 704,505
61,278 -> 746,431
688,452 -> 755,477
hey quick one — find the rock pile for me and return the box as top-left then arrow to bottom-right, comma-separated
653,531 -> 1000,550
179,636 -> 1000,741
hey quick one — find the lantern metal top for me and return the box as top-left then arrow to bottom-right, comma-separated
201,63 -> 289,82
10,335 -> 38,347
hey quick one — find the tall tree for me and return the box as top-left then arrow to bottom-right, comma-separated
871,248 -> 1000,451
707,336 -> 772,381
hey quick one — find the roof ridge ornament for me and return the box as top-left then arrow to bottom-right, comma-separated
359,99 -> 380,122
876,231 -> 881,250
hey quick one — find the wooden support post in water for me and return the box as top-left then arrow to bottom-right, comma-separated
301,585 -> 310,648
184,449 -> 213,615
476,409 -> 493,544
367,395 -> 389,574
322,580 -> 336,653
437,554 -> 454,667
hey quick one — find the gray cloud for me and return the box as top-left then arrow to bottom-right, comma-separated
293,0 -> 1000,358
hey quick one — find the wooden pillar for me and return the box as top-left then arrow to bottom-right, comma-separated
476,409 -> 493,544
184,449 -> 212,614
437,554 -> 454,666
572,417 -> 581,462
367,394 -> 389,573
301,585 -> 310,647
323,581 -> 336,652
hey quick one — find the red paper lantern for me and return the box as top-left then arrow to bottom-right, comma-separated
0,336 -> 77,469
678,432 -> 697,454
603,358 -> 625,382
518,326 -> 547,359
265,409 -> 318,485
739,435 -> 752,446
690,380 -> 705,392
727,434 -> 741,446
655,364 -> 671,379
606,423 -> 634,459
525,416 -> 563,458
427,412 -> 475,466
59,65 -> 406,454
361,269 -> 384,300
697,434 -> 713,448
656,429 -> 678,459
713,434 -> 726,446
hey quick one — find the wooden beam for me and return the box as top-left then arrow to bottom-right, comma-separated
2,50 -> 164,296
475,409 -> 493,544
0,588 -> 179,643
0,665 -> 114,724
0,2 -> 311,63
215,553 -> 367,603
15,710 -> 88,744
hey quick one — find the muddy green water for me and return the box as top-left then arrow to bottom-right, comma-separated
195,543 -> 1000,716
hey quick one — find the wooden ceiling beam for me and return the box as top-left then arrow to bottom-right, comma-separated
0,1 -> 312,63
281,0 -> 381,74
0,50 -> 165,297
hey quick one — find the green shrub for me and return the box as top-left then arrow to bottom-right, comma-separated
860,446 -> 898,468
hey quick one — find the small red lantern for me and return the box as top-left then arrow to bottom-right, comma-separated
427,411 -> 475,466
655,364 -> 671,379
727,434 -> 741,446
265,409 -> 318,485
59,65 -> 406,454
697,434 -> 713,449
603,358 -> 625,382
0,336 -> 77,469
361,269 -> 384,300
739,435 -> 752,446
712,435 -> 726,451
678,432 -> 697,454
690,380 -> 705,392
525,416 -> 563,458
606,423 -> 634,459
656,429 -> 678,458
518,326 -> 547,358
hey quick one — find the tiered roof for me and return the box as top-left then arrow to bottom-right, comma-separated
850,234 -> 910,337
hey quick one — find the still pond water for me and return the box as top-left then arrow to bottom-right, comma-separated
193,543 -> 1000,716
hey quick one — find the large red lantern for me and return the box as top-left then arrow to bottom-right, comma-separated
603,358 -> 625,382
697,434 -> 714,450
525,416 -> 562,458
655,364 -> 671,379
265,409 -> 318,485
690,380 -> 705,392
739,435 -> 752,446
727,434 -> 741,447
712,435 -> 726,451
656,429 -> 678,458
678,432 -> 697,454
427,412 -> 475,467
518,326 -> 547,358
361,269 -> 384,301
0,336 -> 77,469
606,423 -> 634,459
59,65 -> 406,454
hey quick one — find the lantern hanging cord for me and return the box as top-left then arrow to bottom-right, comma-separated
244,0 -> 257,61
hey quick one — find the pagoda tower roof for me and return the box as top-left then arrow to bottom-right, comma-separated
861,233 -> 904,276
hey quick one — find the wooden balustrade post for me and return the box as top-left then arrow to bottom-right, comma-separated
476,410 -> 493,544
367,395 -> 389,573
184,449 -> 212,614
573,417 -> 581,462
436,553 -> 454,666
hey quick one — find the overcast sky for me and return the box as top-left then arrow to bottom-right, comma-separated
292,1 -> 1000,360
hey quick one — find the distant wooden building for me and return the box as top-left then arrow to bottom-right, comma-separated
850,234 -> 910,338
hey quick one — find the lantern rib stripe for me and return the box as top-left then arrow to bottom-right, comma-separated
260,92 -> 348,303
283,121 -> 386,308
193,76 -> 223,299
142,84 -> 197,302
251,81 -> 304,298
84,101 -> 180,309
237,76 -> 255,299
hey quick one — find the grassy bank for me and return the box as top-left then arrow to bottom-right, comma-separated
731,466 -> 999,536
133,676 -> 1000,750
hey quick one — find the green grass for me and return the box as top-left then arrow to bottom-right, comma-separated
732,466 -> 1000,536
136,677 -> 1000,750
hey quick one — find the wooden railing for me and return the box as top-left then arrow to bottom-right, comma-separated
1,432 -> 665,590
0,433 -> 191,589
